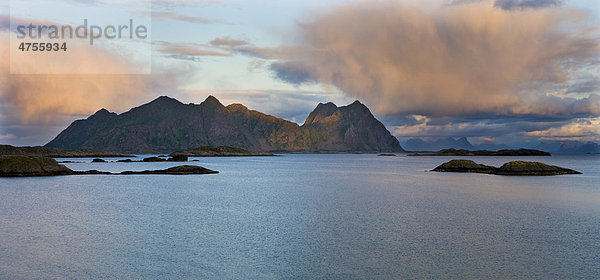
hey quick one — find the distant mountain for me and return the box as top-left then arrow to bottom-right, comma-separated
403,137 -> 474,151
403,137 -> 599,154
409,148 -> 550,157
474,141 -> 510,151
46,96 -> 404,154
534,141 -> 600,154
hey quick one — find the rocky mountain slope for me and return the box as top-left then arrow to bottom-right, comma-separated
46,96 -> 404,153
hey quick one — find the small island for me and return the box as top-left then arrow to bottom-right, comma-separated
107,155 -> 190,163
118,165 -> 218,175
409,148 -> 550,156
432,159 -> 581,176
0,156 -> 218,177
170,146 -> 275,157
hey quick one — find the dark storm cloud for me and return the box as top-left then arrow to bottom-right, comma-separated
269,61 -> 316,85
494,0 -> 564,10
448,0 -> 565,10
567,80 -> 600,94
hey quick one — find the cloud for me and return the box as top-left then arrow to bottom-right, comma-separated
269,61 -> 316,85
388,113 -> 587,144
446,0 -> 487,6
509,94 -> 600,116
205,36 -> 301,59
0,14 -> 58,32
150,11 -> 222,24
494,0 -> 564,10
205,36 -> 305,60
151,0 -> 222,8
227,45 -> 292,59
0,14 -> 9,30
523,117 -> 600,141
182,89 -> 348,123
0,133 -> 17,140
447,0 -> 565,10
0,28 -> 192,144
1,13 -> 187,144
567,80 -> 600,94
154,41 -> 231,60
209,37 -> 250,47
268,1 -> 599,118
64,0 -> 104,5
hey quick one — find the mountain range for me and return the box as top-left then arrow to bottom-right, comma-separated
403,137 -> 478,151
403,137 -> 599,154
533,141 -> 600,154
46,96 -> 404,154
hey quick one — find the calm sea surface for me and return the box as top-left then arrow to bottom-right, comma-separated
0,154 -> 599,279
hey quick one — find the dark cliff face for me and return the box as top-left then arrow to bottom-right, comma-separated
46,96 -> 404,153
301,100 -> 403,152
303,102 -> 338,125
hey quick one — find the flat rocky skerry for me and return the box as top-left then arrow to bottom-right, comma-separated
432,159 -> 581,176
0,156 -> 218,177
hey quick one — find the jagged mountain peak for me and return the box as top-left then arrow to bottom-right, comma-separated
91,108 -> 110,116
340,99 -> 370,113
320,101 -> 338,107
123,95 -> 185,119
350,100 -> 363,106
126,96 -> 185,115
304,102 -> 339,125
151,95 -> 182,105
88,108 -> 116,121
201,95 -> 224,107
456,137 -> 470,143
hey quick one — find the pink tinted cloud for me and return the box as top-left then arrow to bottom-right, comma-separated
270,1 -> 599,117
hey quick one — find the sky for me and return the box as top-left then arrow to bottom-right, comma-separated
0,0 -> 598,146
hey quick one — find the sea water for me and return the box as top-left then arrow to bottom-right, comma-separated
1,154 -> 599,279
